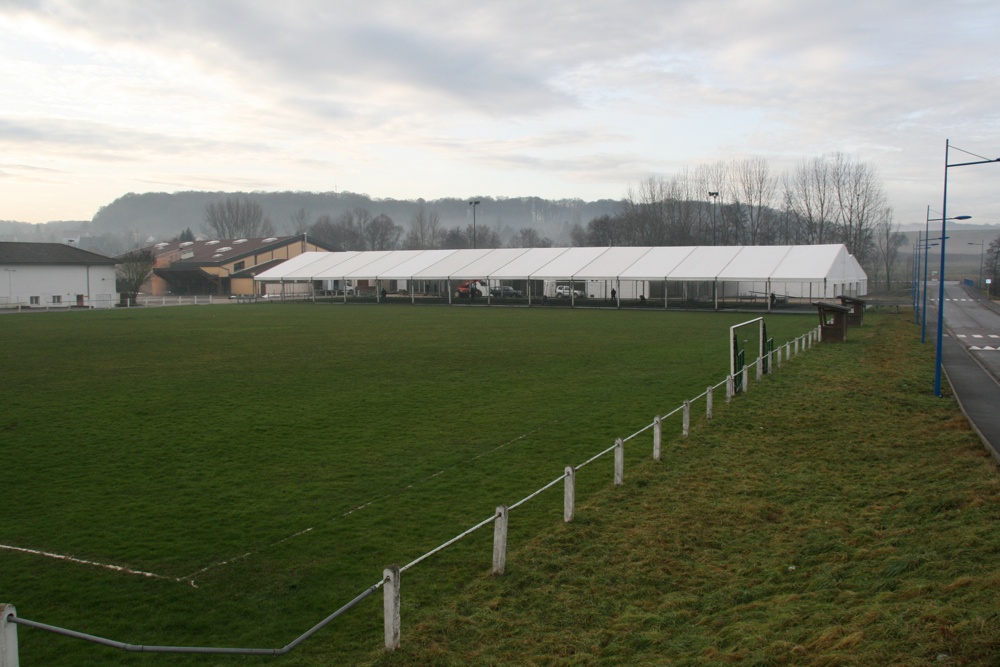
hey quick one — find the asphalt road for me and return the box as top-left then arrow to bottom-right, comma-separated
933,281 -> 1000,382
927,281 -> 1000,462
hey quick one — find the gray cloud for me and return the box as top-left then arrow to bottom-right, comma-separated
1,0 -> 998,223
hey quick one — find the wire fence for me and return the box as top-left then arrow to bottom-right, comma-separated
1,324 -> 823,665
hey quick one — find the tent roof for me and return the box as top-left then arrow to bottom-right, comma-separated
278,251 -> 361,280
254,245 -> 868,284
668,246 -> 743,280
716,246 -> 795,282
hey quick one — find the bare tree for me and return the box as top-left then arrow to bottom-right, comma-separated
508,227 -> 553,248
289,207 -> 310,234
363,213 -> 403,251
404,206 -> 443,249
469,224 -> 501,249
618,177 -> 669,246
732,157 -> 777,245
872,208 -> 904,292
694,161 -> 730,245
831,153 -> 885,264
203,197 -> 275,238
582,214 -> 623,246
116,248 -> 156,305
786,156 -> 837,245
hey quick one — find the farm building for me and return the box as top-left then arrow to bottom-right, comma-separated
253,244 -> 867,308
0,241 -> 118,309
132,234 -> 338,296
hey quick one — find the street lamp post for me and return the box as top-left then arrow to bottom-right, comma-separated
918,237 -> 938,344
934,139 -> 1000,397
468,200 -> 480,249
708,191 -> 719,246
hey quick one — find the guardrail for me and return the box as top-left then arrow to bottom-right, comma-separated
1,325 -> 823,664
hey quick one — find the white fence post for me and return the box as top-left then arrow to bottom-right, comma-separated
742,366 -> 749,393
614,438 -> 624,486
682,401 -> 690,437
383,565 -> 401,651
756,356 -> 763,382
492,505 -> 508,575
726,375 -> 733,403
706,386 -> 713,419
653,416 -> 662,461
1,604 -> 18,667
564,467 -> 575,522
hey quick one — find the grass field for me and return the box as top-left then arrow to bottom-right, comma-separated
0,304 -> 816,665
368,311 -> 1000,667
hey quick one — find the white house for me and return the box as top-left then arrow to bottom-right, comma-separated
0,242 -> 118,309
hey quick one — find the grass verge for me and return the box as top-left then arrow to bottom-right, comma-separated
369,312 -> 1000,667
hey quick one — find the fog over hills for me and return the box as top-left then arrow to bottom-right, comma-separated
1,191 -> 620,255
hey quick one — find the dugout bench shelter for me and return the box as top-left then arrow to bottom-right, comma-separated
838,295 -> 866,327
813,301 -> 852,343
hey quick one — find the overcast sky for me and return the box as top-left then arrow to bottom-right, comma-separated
1,0 -> 998,229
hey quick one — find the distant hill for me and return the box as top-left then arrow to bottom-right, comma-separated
88,191 -> 620,244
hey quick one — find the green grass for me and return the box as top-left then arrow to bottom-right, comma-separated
0,304 -> 815,665
368,312 -> 1000,667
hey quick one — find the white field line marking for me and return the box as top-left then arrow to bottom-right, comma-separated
10,420 -> 558,586
178,527 -> 314,587
341,419 -> 560,517
0,542 -> 173,580
191,419 -> 562,582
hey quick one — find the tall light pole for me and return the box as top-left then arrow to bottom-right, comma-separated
708,191 -> 719,245
918,237 -> 938,344
468,200 -> 480,249
934,139 -> 1000,397
968,240 -> 985,292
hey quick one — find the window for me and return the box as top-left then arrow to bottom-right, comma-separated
52,295 -> 61,304
30,296 -> 39,305
233,261 -> 245,271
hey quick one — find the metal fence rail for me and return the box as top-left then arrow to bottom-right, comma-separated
1,325 -> 822,665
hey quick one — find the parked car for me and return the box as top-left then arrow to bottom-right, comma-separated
490,286 -> 523,298
555,285 -> 583,298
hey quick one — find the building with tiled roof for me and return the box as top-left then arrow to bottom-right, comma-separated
135,234 -> 337,296
0,241 -> 118,309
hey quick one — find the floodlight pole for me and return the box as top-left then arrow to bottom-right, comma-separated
469,200 -> 480,249
708,191 -> 719,246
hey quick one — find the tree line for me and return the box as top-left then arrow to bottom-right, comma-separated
570,153 -> 906,290
198,152 -> 910,290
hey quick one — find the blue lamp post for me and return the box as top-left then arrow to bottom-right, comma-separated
934,139 -> 1000,397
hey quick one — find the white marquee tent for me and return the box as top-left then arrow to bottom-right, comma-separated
253,244 -> 866,307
